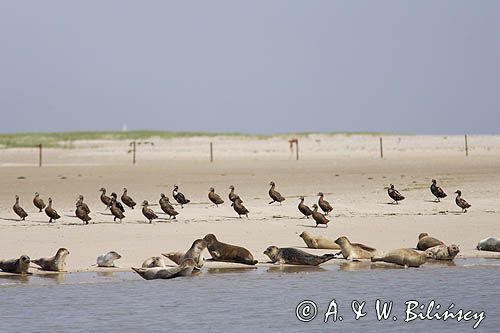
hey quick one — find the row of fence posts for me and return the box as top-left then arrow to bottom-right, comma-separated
33,135 -> 472,167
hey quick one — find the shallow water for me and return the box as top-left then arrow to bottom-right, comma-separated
0,259 -> 499,332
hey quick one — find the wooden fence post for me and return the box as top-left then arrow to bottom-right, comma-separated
38,144 -> 42,167
210,142 -> 213,163
379,137 -> 383,159
465,135 -> 468,157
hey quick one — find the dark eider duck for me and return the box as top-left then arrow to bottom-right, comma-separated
45,197 -> 61,223
233,198 -> 249,218
121,188 -> 136,209
298,197 -> 313,218
76,200 -> 92,224
33,192 -> 46,212
430,179 -> 447,202
228,185 -> 241,206
159,193 -> 179,219
268,181 -> 285,205
173,185 -> 190,208
13,195 -> 28,221
208,187 -> 224,207
142,200 -> 158,223
110,198 -> 125,222
311,204 -> 329,228
455,190 -> 471,213
76,195 -> 90,214
99,187 -> 111,208
317,192 -> 333,215
387,184 -> 405,204
110,193 -> 125,212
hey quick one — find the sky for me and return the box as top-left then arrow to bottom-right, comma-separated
1,1 -> 499,134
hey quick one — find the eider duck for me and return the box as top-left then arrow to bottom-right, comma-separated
110,193 -> 125,212
121,188 -> 136,209
233,198 -> 249,218
110,198 -> 125,222
159,194 -> 179,219
311,204 -> 329,228
387,184 -> 405,204
13,195 -> 28,221
455,190 -> 471,213
99,187 -> 111,208
76,195 -> 90,214
318,192 -> 333,215
430,179 -> 447,202
298,197 -> 313,218
228,185 -> 241,204
45,198 -> 61,223
76,201 -> 92,224
208,187 -> 224,207
142,200 -> 158,223
268,181 -> 285,205
173,185 -> 190,208
33,192 -> 46,212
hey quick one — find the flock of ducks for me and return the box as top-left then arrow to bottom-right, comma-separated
11,179 -> 472,224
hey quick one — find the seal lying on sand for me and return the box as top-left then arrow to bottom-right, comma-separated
264,246 -> 336,266
334,236 -> 378,259
142,256 -> 166,268
203,234 -> 257,265
132,259 -> 195,280
416,233 -> 444,251
300,231 -> 339,250
162,239 -> 206,270
31,248 -> 70,272
0,255 -> 31,274
371,248 -> 431,268
97,251 -> 122,267
476,237 -> 500,252
425,244 -> 460,260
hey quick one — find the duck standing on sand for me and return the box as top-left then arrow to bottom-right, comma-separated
298,197 -> 313,218
76,201 -> 92,224
45,198 -> 61,223
268,181 -> 285,205
142,200 -> 158,223
110,198 -> 125,222
311,204 -> 329,227
318,192 -> 333,215
159,194 -> 179,219
208,187 -> 224,207
33,192 -> 46,212
228,185 -> 241,204
76,195 -> 91,214
173,185 -> 190,208
13,195 -> 28,221
110,193 -> 125,212
233,198 -> 249,218
430,179 -> 447,202
121,188 -> 137,209
455,190 -> 471,213
387,184 -> 405,204
99,187 -> 111,208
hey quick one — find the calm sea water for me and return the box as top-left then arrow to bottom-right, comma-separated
0,259 -> 499,332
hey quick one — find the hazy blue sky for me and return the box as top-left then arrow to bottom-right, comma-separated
1,1 -> 499,134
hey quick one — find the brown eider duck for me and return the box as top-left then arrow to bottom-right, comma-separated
455,190 -> 471,213
173,185 -> 190,208
318,192 -> 333,215
430,179 -> 447,202
208,187 -> 224,207
45,197 -> 61,223
228,185 -> 241,203
311,204 -> 329,228
268,181 -> 285,205
110,193 -> 125,212
233,198 -> 249,218
298,197 -> 313,218
159,194 -> 179,219
76,195 -> 90,214
76,201 -> 92,224
33,192 -> 46,212
110,198 -> 125,222
99,187 -> 111,208
121,188 -> 136,209
142,200 -> 158,223
13,195 -> 28,221
387,184 -> 405,204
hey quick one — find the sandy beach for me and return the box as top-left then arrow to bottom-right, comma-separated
1,134 -> 499,273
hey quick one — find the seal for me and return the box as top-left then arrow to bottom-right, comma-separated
31,248 -> 70,272
300,231 -> 340,250
425,244 -> 460,260
141,256 -> 166,268
97,251 -> 122,267
476,237 -> 500,252
132,258 -> 195,280
334,236 -> 378,259
416,233 -> 444,251
263,246 -> 336,266
203,233 -> 257,265
371,248 -> 431,267
0,255 -> 31,274
162,239 -> 206,270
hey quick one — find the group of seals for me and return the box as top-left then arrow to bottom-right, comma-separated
162,239 -> 206,270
